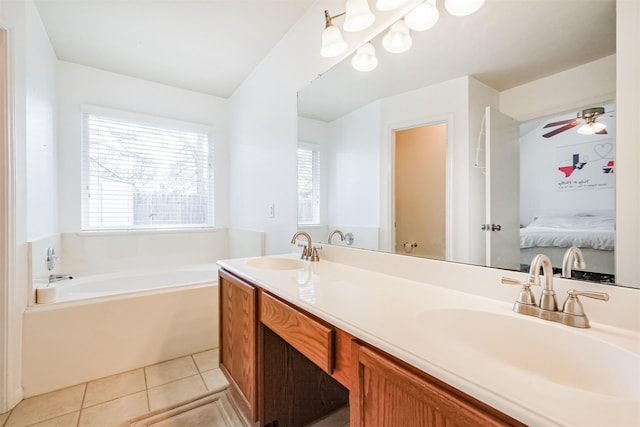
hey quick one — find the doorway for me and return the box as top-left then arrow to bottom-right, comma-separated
393,123 -> 447,259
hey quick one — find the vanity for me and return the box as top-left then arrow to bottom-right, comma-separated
217,248 -> 640,427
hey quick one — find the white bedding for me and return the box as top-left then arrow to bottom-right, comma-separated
520,215 -> 615,251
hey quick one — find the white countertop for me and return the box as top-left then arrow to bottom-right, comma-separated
217,253 -> 640,427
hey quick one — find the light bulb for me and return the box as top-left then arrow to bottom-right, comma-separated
351,43 -> 378,72
445,0 -> 485,16
382,20 -> 413,53
344,0 -> 376,32
405,0 -> 440,31
320,25 -> 348,58
577,121 -> 606,135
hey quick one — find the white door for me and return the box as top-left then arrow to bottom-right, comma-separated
485,106 -> 521,270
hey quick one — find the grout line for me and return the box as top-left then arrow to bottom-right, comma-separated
143,365 -> 151,413
76,382 -> 88,427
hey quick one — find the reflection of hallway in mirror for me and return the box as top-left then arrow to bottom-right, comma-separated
394,123 -> 447,259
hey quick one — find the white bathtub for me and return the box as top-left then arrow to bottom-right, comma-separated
22,264 -> 219,397
45,264 -> 219,303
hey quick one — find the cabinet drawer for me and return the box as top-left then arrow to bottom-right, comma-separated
260,292 -> 334,374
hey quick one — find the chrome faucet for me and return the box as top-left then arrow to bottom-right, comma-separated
502,253 -> 608,328
529,254 -> 558,311
327,229 -> 345,244
290,231 -> 319,262
562,246 -> 586,278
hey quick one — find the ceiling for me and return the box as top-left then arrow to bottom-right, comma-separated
298,0 -> 616,122
34,0 -> 315,98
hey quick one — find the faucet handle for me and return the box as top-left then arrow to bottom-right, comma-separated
562,289 -> 609,316
501,277 -> 537,305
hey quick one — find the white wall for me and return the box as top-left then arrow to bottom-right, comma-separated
519,114 -> 615,225
56,61 -> 229,232
228,0 -> 420,255
25,1 -> 57,241
615,0 -> 640,286
328,101 -> 381,229
0,0 -> 56,411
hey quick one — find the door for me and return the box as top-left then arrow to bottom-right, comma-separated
484,107 -> 521,270
394,123 -> 447,259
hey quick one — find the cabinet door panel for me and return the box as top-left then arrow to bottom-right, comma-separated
351,343 -> 524,427
219,270 -> 257,422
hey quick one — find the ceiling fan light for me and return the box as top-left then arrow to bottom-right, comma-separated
320,25 -> 348,58
376,0 -> 411,11
351,42 -> 379,72
405,0 -> 440,31
344,0 -> 376,32
445,0 -> 485,16
577,121 -> 607,135
382,19 -> 413,53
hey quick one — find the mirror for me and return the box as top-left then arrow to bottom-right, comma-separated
297,0 -> 619,284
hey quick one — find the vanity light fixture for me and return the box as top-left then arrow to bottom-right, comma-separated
351,42 -> 379,71
577,121 -> 607,135
404,0 -> 440,31
382,19 -> 413,53
320,10 -> 348,58
376,0 -> 412,12
343,0 -> 376,32
445,0 -> 486,17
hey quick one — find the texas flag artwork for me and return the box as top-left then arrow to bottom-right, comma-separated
556,140 -> 614,191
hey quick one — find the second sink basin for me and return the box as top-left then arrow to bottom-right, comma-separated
247,257 -> 307,270
417,308 -> 640,400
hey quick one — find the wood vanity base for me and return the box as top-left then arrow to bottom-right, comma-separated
219,268 -> 525,427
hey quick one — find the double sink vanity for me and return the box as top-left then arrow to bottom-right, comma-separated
217,246 -> 640,426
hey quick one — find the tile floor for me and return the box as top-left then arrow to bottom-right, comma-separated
0,349 -> 228,427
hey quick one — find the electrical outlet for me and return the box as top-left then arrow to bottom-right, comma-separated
268,202 -> 275,218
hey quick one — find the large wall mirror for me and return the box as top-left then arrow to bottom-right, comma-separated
297,0 -> 624,286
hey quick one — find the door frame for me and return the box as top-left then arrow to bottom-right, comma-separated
0,25 -> 17,413
382,114 -> 454,260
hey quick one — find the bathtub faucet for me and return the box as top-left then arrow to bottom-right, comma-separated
49,274 -> 73,283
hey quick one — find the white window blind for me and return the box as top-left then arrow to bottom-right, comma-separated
81,107 -> 214,231
297,145 -> 320,225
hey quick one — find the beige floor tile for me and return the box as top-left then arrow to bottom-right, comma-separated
0,411 -> 10,426
5,384 -> 85,427
201,368 -> 229,392
83,368 -> 146,408
145,356 -> 198,388
147,375 -> 207,411
192,349 -> 219,373
309,406 -> 350,427
78,391 -> 148,427
28,412 -> 79,427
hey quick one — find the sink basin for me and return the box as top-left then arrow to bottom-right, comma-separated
417,308 -> 640,400
246,257 -> 307,270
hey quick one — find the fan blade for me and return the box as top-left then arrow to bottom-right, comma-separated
543,122 -> 578,138
596,129 -> 608,135
543,118 -> 578,128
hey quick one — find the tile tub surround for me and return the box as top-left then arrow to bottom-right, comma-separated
1,350 -> 227,427
218,251 -> 640,427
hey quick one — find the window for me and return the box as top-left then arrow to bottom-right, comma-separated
81,107 -> 214,231
297,144 -> 320,225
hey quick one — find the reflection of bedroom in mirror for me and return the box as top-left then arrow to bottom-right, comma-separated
518,103 -> 615,282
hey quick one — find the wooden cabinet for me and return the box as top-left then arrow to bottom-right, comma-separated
218,270 -> 258,422
350,343 -> 525,427
218,267 -> 525,427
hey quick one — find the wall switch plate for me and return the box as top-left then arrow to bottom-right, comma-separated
268,202 -> 275,218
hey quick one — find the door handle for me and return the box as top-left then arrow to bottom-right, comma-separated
481,224 -> 502,231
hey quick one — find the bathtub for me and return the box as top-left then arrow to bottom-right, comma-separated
22,264 -> 219,397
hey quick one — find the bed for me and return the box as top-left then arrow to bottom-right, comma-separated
520,214 -> 615,275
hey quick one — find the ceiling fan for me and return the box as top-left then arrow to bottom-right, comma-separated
542,107 -> 610,138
